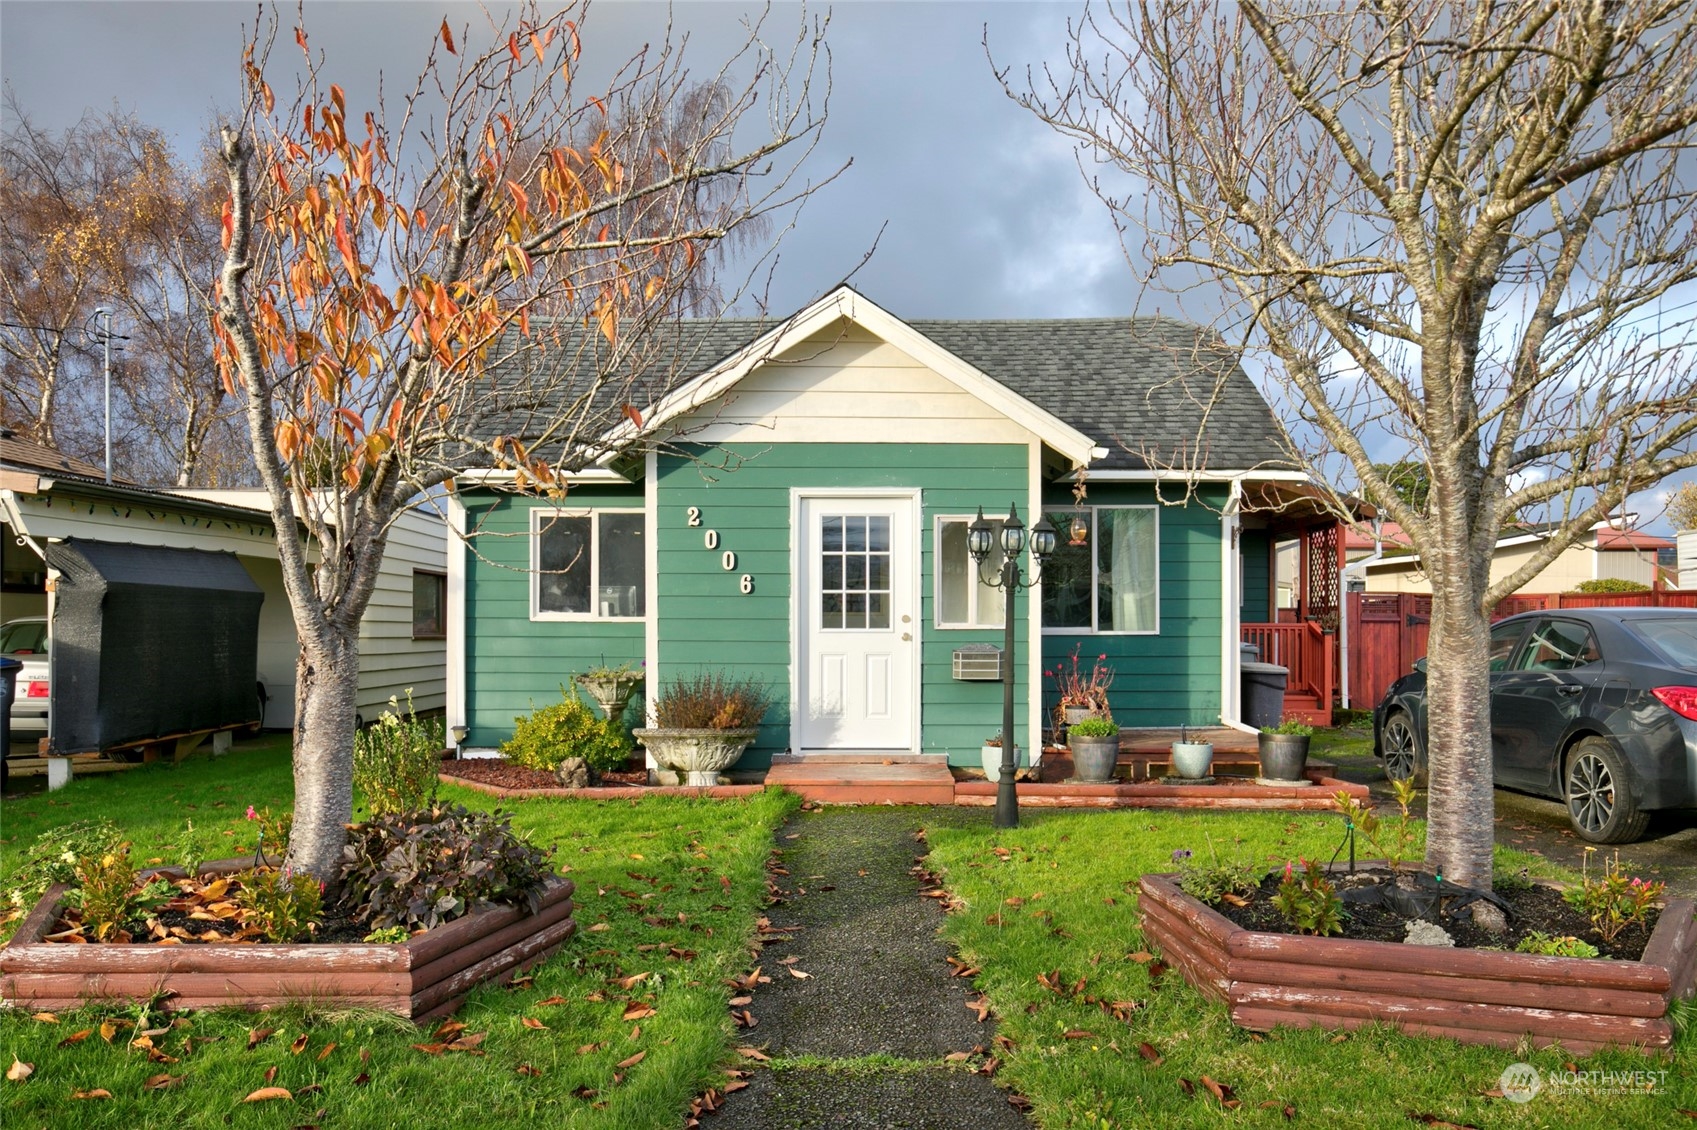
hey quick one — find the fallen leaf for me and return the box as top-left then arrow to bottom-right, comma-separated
1201,1075 -> 1238,1108
1063,1029 -> 1095,1039
1405,1116 -> 1480,1130
536,996 -> 569,1007
577,1043 -> 603,1055
787,967 -> 813,980
247,1027 -> 276,1050
412,1043 -> 447,1055
618,973 -> 650,990
616,1051 -> 646,1070
99,1019 -> 131,1041
30,1013 -> 58,1024
737,1046 -> 770,1061
1179,1078 -> 1196,1098
316,1042 -> 336,1062
623,1004 -> 657,1021
57,1029 -> 92,1048
243,1086 -> 293,1102
978,1056 -> 1001,1077
433,1020 -> 467,1040
944,1051 -> 972,1062
447,1033 -> 486,1051
353,1073 -> 371,1086
264,1066 -> 278,1084
516,1063 -> 543,1077
1007,1094 -> 1034,1112
1127,951 -> 1154,964
587,922 -> 611,932
143,1073 -> 182,1090
728,996 -> 752,1007
290,1032 -> 310,1055
7,1059 -> 33,1082
1138,1041 -> 1163,1065
72,1088 -> 112,1100
522,1018 -> 548,1030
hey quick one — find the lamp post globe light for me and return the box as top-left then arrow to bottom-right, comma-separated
968,503 -> 1057,828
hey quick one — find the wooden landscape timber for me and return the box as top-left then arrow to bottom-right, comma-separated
0,860 -> 576,1021
1139,870 -> 1697,1054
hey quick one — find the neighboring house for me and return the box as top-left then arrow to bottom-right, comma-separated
1354,521 -> 1672,595
0,439 -> 447,740
448,286 -> 1342,771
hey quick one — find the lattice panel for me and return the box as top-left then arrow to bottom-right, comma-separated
1305,523 -> 1341,630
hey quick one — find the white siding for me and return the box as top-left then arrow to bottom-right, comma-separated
669,319 -> 1036,446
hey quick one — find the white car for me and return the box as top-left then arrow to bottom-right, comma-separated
2,617 -> 50,738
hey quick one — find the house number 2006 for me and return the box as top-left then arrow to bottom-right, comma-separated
685,507 -> 752,595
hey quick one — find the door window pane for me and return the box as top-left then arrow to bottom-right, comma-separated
821,513 -> 892,631
598,512 -> 645,617
538,514 -> 591,613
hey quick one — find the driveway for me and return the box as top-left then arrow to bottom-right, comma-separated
1320,723 -> 1697,899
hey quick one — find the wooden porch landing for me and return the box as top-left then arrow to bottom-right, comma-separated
763,759 -> 957,805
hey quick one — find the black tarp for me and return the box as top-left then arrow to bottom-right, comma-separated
45,539 -> 263,753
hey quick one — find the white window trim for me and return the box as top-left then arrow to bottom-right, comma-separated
932,514 -> 1006,630
1039,504 -> 1162,637
529,506 -> 647,622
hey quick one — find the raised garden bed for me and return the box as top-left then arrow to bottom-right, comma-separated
1139,869 -> 1697,1053
0,859 -> 576,1021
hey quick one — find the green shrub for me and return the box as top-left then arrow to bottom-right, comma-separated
1516,931 -> 1600,958
501,686 -> 630,773
652,671 -> 769,729
1068,717 -> 1121,737
5,819 -> 124,912
236,866 -> 324,942
1261,719 -> 1316,737
1271,859 -> 1344,936
354,689 -> 445,814
338,805 -> 554,931
1172,840 -> 1260,903
1570,577 -> 1651,593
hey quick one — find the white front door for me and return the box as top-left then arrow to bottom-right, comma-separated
796,495 -> 916,751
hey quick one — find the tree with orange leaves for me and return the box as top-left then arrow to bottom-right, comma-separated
213,3 -> 835,877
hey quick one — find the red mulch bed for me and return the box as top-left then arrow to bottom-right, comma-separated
439,758 -> 651,791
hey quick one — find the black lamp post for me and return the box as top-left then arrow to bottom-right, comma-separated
968,503 -> 1057,828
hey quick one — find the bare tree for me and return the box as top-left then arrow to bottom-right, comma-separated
1006,0 -> 1697,886
214,2 -> 836,877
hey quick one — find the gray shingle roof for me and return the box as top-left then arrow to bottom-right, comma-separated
472,303 -> 1294,474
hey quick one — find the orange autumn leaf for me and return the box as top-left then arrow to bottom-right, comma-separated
72,1088 -> 112,1100
615,1051 -> 646,1070
440,17 -> 456,54
521,1017 -> 548,1030
243,1086 -> 293,1102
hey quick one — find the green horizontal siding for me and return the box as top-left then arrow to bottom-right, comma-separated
1240,528 -> 1271,624
462,484 -> 646,747
1041,483 -> 1226,729
659,442 -> 1030,768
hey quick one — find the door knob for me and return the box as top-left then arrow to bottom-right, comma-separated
902,632 -> 912,642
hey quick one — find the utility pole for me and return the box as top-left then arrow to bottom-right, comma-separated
90,308 -> 127,484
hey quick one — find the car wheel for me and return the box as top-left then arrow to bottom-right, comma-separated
1564,737 -> 1649,844
1380,710 -> 1426,785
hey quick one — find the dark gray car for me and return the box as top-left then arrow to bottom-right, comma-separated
1373,607 -> 1697,843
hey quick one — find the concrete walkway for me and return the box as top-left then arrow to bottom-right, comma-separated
712,807 -> 1030,1130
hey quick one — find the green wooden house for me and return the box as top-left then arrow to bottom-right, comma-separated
445,286 -> 1339,773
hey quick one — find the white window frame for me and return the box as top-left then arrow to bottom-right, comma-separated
932,514 -> 1007,630
1040,505 -> 1161,636
529,506 -> 646,622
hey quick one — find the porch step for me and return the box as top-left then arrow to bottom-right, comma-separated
765,758 -> 956,805
769,752 -> 940,765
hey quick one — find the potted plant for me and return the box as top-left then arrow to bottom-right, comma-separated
980,735 -> 1027,782
1170,723 -> 1213,780
574,660 -> 644,722
633,671 -> 767,786
1067,716 -> 1121,783
1258,719 -> 1315,784
1049,644 -> 1114,729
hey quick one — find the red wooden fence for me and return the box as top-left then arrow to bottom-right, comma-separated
1345,589 -> 1697,710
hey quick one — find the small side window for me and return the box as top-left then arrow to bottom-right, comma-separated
411,571 -> 446,640
1517,620 -> 1601,672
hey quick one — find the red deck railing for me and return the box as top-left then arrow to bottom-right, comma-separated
1241,621 -> 1333,727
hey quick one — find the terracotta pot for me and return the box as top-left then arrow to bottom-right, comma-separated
1258,733 -> 1311,781
1068,733 -> 1120,783
634,727 -> 757,786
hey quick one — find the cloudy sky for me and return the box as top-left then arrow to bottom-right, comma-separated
1,0 -> 1136,321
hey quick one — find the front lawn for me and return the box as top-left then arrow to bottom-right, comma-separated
927,809 -> 1695,1128
2,740 -> 797,1128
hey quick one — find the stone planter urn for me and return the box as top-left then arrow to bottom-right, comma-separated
1258,732 -> 1312,784
575,671 -> 644,722
1061,705 -> 1097,727
1171,740 -> 1214,780
634,727 -> 758,786
980,742 -> 1027,783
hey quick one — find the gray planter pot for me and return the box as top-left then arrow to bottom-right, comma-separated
1258,733 -> 1311,782
1170,741 -> 1214,780
633,727 -> 758,786
575,673 -> 643,721
1068,733 -> 1120,783
980,743 -> 1026,783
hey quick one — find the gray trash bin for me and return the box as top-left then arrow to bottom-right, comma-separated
1240,641 -> 1261,664
1241,661 -> 1288,730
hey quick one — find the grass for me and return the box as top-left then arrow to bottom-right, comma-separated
927,808 -> 1695,1129
1,738 -> 798,1129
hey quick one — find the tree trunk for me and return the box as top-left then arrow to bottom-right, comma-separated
1420,577 -> 1495,890
284,629 -> 360,881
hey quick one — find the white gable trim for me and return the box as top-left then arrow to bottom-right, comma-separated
600,286 -> 1103,468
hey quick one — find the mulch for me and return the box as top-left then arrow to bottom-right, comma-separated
1211,867 -> 1657,960
439,758 -> 651,791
